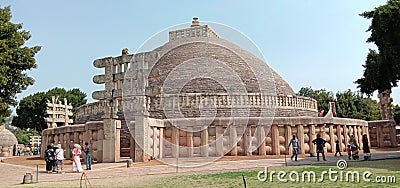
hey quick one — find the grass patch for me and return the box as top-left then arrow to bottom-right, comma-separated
135,159 -> 400,188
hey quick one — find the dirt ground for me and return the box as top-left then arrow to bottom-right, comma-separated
3,148 -> 395,169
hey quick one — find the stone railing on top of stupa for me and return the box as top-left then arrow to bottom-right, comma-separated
150,93 -> 317,112
75,93 -> 318,123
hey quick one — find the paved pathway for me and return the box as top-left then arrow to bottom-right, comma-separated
1,150 -> 399,187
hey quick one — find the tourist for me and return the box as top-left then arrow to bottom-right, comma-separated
31,146 -> 34,156
84,142 -> 92,170
44,145 -> 55,173
33,146 -> 38,155
346,144 -> 351,160
17,147 -> 21,156
72,144 -> 83,173
22,146 -> 27,156
334,140 -> 342,156
362,134 -> 371,160
351,144 -> 359,160
27,146 -> 31,156
287,134 -> 300,161
13,144 -> 16,156
312,134 -> 327,161
55,144 -> 64,173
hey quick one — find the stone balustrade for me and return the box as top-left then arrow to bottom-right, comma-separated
75,101 -> 106,123
150,93 -> 317,111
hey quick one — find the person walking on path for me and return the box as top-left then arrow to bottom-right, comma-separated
362,134 -> 371,160
55,144 -> 64,173
72,144 -> 83,173
288,134 -> 300,161
334,140 -> 343,156
312,134 -> 327,161
84,142 -> 92,170
17,147 -> 21,156
44,145 -> 55,173
12,144 -> 16,156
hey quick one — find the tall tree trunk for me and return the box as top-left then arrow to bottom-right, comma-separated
377,89 -> 393,120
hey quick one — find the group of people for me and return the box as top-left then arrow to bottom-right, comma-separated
44,142 -> 92,174
345,134 -> 371,160
287,133 -> 371,162
12,145 -> 39,156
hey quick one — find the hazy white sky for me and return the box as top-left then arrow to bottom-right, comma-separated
2,0 -> 398,107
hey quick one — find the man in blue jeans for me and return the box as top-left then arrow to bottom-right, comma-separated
288,134 -> 300,161
84,142 -> 92,170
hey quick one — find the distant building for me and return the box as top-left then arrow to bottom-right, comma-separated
30,136 -> 41,146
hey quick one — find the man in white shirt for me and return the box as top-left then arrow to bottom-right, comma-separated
55,144 -> 64,173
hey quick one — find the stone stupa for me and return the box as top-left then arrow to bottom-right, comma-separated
0,125 -> 18,157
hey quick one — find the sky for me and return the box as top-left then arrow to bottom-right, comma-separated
2,0 -> 399,110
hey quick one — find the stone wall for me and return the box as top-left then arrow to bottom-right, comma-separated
41,120 -> 121,163
368,120 -> 397,148
129,116 -> 368,161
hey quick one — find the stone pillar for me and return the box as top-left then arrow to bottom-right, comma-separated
320,124 -> 327,153
159,128 -> 164,159
130,133 -> 135,159
171,126 -> 179,158
133,117 -> 150,162
354,126 -> 359,147
271,124 -> 280,155
258,126 -> 266,156
357,126 -> 363,149
285,125 -> 292,156
229,126 -> 238,156
64,133 -> 71,159
328,124 -> 334,153
59,133 -> 64,147
200,127 -> 208,157
309,124 -> 316,155
102,118 -> 121,162
97,129 -> 104,163
377,125 -> 384,148
187,126 -> 194,158
74,132 -> 79,145
390,123 -> 397,147
152,127 -> 158,158
87,130 -> 93,144
243,126 -> 251,156
216,125 -> 224,156
343,125 -> 349,147
337,125 -> 343,152
298,125 -> 305,155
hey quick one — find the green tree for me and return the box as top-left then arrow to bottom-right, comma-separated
297,87 -> 381,121
0,6 -> 41,123
12,87 -> 87,132
335,90 -> 380,121
297,87 -> 335,111
356,0 -> 400,118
